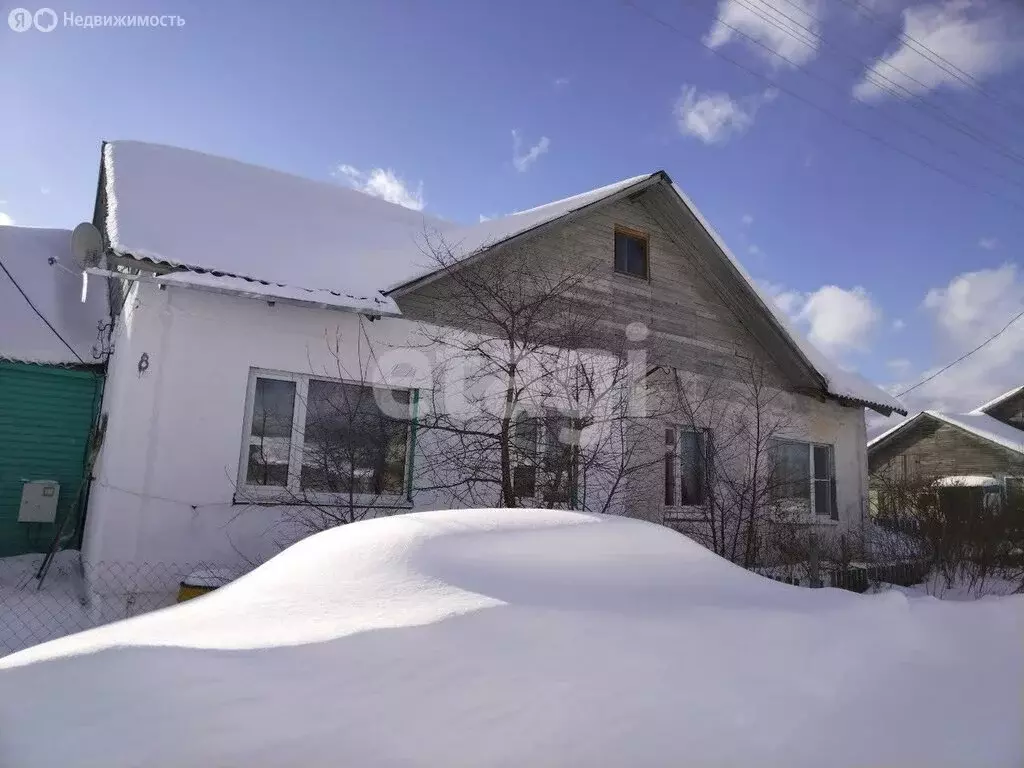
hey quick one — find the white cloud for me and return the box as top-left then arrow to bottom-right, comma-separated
763,282 -> 882,358
979,237 -> 998,250
0,212 -> 14,226
333,164 -> 425,211
887,264 -> 1024,414
887,358 -> 912,373
705,0 -> 823,67
673,85 -> 777,144
511,130 -> 550,173
799,285 -> 882,356
741,213 -> 754,225
553,76 -> 570,88
748,244 -> 762,256
892,318 -> 906,330
40,186 -> 50,196
853,1 -> 1024,102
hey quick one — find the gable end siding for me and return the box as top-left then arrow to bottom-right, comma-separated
868,418 -> 1024,481
397,188 -> 802,388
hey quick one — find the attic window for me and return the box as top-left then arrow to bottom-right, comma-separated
614,227 -> 649,278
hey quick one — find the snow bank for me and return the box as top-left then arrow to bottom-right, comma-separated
1,509 -> 1020,767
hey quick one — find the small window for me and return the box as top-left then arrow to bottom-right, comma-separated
614,228 -> 649,278
665,426 -> 708,507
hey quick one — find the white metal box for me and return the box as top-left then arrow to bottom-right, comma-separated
18,481 -> 60,524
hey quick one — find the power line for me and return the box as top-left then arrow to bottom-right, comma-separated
620,0 -> 1024,212
731,0 -> 1024,174
0,256 -> 86,365
828,0 -> 1024,117
896,308 -> 1024,398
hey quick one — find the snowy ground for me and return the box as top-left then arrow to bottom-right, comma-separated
1,509 -> 1022,767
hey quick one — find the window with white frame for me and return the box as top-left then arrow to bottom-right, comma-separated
664,426 -> 709,508
511,410 -> 577,504
769,439 -> 837,519
242,369 -> 414,500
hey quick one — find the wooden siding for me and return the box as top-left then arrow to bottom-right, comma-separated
397,184 -> 807,387
868,417 -> 1024,481
985,389 -> 1024,429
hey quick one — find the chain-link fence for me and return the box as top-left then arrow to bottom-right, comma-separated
1,552 -> 249,657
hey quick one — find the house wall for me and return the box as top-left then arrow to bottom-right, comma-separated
82,282 -> 435,567
868,419 -> 1024,482
83,185 -> 874,568
400,188 -> 869,539
82,282 -> 628,567
624,369 -> 869,541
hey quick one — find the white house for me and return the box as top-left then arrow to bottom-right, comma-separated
78,140 -> 904,570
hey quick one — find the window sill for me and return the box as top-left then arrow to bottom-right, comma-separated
775,515 -> 840,526
233,489 -> 413,509
663,505 -> 706,522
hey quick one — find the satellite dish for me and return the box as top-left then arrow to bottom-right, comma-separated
70,222 -> 104,269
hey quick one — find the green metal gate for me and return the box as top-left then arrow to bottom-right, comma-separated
0,361 -> 103,558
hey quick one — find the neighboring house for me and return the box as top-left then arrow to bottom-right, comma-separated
867,387 -> 1024,514
78,140 -> 903,569
0,226 -> 108,557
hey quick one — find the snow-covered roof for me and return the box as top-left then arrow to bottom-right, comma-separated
971,385 -> 1024,416
101,141 -> 900,413
868,410 -> 1024,456
2,508 -> 1021,767
0,225 -> 108,365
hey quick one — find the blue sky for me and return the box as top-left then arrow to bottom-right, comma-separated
2,0 -> 1022,428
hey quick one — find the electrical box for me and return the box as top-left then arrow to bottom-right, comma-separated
18,481 -> 60,524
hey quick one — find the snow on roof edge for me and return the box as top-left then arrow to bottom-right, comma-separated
868,410 -> 1024,456
971,384 -> 1024,415
666,182 -> 905,416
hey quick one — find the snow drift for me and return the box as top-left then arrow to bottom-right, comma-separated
1,509 -> 1020,767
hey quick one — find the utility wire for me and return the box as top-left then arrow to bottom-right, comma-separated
0,256 -> 86,364
895,308 -> 1024,398
621,0 -> 1024,212
828,0 -> 1024,117
730,0 -> 1024,174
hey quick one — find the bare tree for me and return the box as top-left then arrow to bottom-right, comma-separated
409,232 -> 660,514
668,361 -> 800,569
867,469 -> 1024,597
